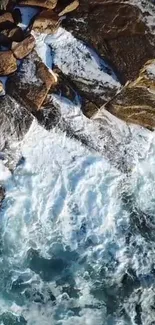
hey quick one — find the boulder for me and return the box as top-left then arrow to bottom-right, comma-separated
63,1 -> 155,84
0,12 -> 14,28
18,0 -> 57,9
104,59 -> 155,130
32,9 -> 60,34
6,50 -> 57,112
12,34 -> 35,59
55,0 -> 79,16
0,51 -> 17,75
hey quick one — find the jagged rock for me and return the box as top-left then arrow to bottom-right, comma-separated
32,9 -> 60,34
55,0 -> 79,16
104,59 -> 155,130
12,34 -> 35,59
7,50 -> 57,112
63,1 -> 155,84
0,51 -> 17,75
18,0 -> 57,9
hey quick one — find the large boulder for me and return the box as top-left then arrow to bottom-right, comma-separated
0,51 -> 17,75
104,59 -> 155,130
63,1 -> 155,84
18,0 -> 57,9
32,9 -> 60,34
0,12 -> 14,27
6,50 -> 57,112
11,34 -> 35,59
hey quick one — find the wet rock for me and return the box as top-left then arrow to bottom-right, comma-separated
104,59 -> 155,130
0,95 -> 33,169
32,9 -> 60,34
11,34 -> 35,59
0,186 -> 5,207
51,68 -> 99,118
82,99 -> 99,118
63,1 -> 155,84
7,50 -> 57,112
55,0 -> 79,16
18,0 -> 57,9
0,51 -> 17,75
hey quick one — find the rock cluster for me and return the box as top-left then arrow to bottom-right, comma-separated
0,0 -> 155,156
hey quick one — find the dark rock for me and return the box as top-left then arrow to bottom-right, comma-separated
12,8 -> 22,24
6,50 -> 57,112
0,186 -> 5,207
0,95 -> 33,151
0,25 -> 24,45
11,34 -> 35,59
32,9 -> 60,34
0,51 -> 17,75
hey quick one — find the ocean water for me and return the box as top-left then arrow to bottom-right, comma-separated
0,117 -> 155,325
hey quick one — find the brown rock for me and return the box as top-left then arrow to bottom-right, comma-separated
12,35 -> 35,59
104,59 -> 155,130
55,0 -> 79,16
32,9 -> 60,34
6,50 -> 57,112
0,12 -> 14,28
0,51 -> 17,75
18,0 -> 57,9
63,1 -> 155,84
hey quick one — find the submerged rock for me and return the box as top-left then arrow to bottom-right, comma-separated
11,34 -> 35,59
63,1 -> 155,84
104,59 -> 155,130
0,51 -> 17,75
6,50 -> 57,112
32,9 -> 60,34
